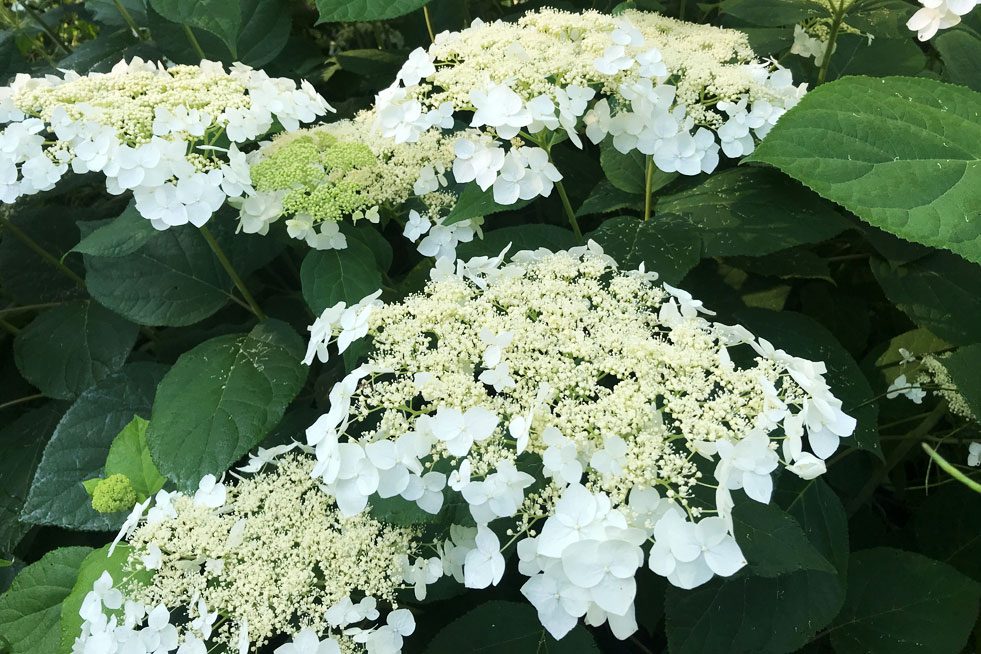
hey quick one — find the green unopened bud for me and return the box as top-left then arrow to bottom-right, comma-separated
90,474 -> 137,514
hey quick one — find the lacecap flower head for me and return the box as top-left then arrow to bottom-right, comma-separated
0,58 -> 332,228
372,8 -> 807,207
75,454 -> 422,654
300,241 -> 855,641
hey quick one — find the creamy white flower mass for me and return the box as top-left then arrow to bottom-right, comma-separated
74,456 -> 423,654
372,9 -> 806,205
0,58 -> 332,228
300,242 -> 855,641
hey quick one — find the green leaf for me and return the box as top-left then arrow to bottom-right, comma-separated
589,215 -> 702,284
72,203 -> 157,258
870,328 -> 951,389
424,600 -> 598,653
0,546 -> 91,654
728,248 -> 833,283
829,548 -> 980,654
339,223 -> 393,273
20,364 -> 166,531
59,545 -> 147,653
599,141 -> 677,195
334,48 -> 407,77
913,483 -> 981,581
147,320 -> 307,489
442,184 -> 533,227
747,77 -> 981,265
456,224 -> 580,260
0,206 -> 84,304
734,309 -> 881,459
871,253 -> 981,345
13,301 -> 138,400
577,179 -> 642,217
664,570 -> 843,654
104,417 -> 166,501
84,223 -> 237,327
149,0 -> 241,56
936,344 -> 981,419
778,478 -> 849,576
0,403 -> 67,556
827,36 -> 927,80
935,28 -> 981,92
301,242 -> 382,315
657,168 -> 849,257
719,0 -> 817,26
732,501 -> 836,578
315,0 -> 432,22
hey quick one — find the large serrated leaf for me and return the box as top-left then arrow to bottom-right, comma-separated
829,548 -> 980,654
589,215 -> 702,284
315,0 -> 432,22
13,301 -> 138,400
147,320 -> 307,489
301,242 -> 382,315
732,501 -> 836,578
657,168 -> 849,257
20,364 -> 166,531
0,546 -> 91,654
748,77 -> 981,265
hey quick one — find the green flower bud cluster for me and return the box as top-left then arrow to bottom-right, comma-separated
90,473 -> 138,514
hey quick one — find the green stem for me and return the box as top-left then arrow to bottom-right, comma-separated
0,317 -> 18,335
0,393 -> 43,411
0,302 -> 61,317
679,0 -> 687,20
0,216 -> 85,287
554,180 -> 583,241
199,226 -> 266,320
182,24 -> 206,60
816,3 -> 845,84
922,444 -> 981,494
422,5 -> 436,42
846,401 -> 948,515
22,4 -> 72,54
643,155 -> 654,222
112,0 -> 142,38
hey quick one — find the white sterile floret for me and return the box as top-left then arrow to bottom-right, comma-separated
452,137 -> 505,191
969,442 -> 981,467
790,24 -> 828,65
297,243 -> 853,641
0,59 -> 331,223
907,0 -> 978,40
886,374 -> 927,404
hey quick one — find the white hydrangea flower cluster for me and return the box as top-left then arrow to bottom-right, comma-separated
301,243 -> 855,641
75,455 -> 421,654
0,58 -> 331,229
374,9 -> 805,206
907,0 -> 979,40
885,347 -> 977,423
240,110 -> 481,257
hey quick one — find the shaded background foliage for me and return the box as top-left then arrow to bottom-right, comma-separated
0,0 -> 979,653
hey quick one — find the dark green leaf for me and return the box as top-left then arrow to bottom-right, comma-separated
728,248 -> 833,283
84,224 -> 238,327
424,600 -> 599,653
829,548 -> 980,654
0,546 -> 91,654
315,0 -> 432,22
599,141 -> 676,195
20,364 -> 166,531
147,320 -> 307,489
301,242 -> 382,315
72,202 -> 157,258
335,49 -> 407,77
732,501 -> 835,578
443,184 -> 533,226
577,179 -> 642,217
912,484 -> 981,581
827,36 -> 927,80
937,344 -> 981,419
13,301 -> 138,400
657,168 -> 849,256
0,403 -> 67,556
149,0 -> 242,56
935,28 -> 981,92
589,215 -> 702,284
747,77 -> 981,265
719,0 -> 816,26
0,207 -> 84,304
778,478 -> 849,576
735,309 -> 881,458
871,253 -> 981,345
665,570 -> 843,654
